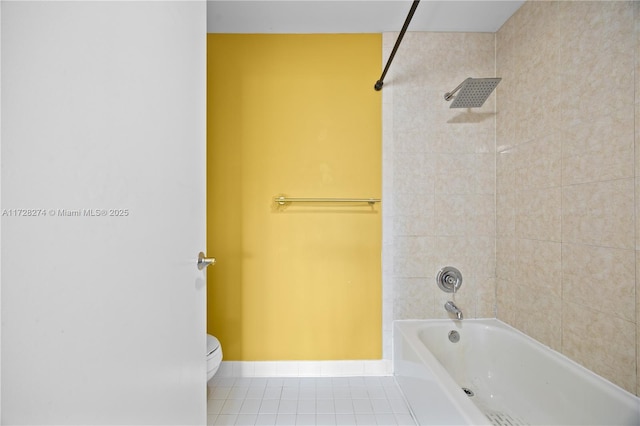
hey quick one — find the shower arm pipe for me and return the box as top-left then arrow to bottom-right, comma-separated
374,0 -> 420,91
444,78 -> 470,101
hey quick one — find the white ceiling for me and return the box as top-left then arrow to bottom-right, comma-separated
207,1 -> 525,34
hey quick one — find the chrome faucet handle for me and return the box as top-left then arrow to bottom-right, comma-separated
437,266 -> 463,293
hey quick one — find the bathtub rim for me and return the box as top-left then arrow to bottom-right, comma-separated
393,318 -> 640,425
393,319 -> 491,425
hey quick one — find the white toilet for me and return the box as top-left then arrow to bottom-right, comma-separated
207,334 -> 223,381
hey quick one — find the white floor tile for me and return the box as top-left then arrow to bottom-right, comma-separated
281,387 -> 299,399
394,414 -> 415,426
206,375 -> 415,426
334,399 -> 354,414
352,399 -> 373,414
240,399 -> 262,414
371,399 -> 392,414
349,387 -> 368,399
267,378 -> 285,387
316,413 -> 337,425
295,413 -> 315,425
315,377 -> 334,387
332,388 -> 351,399
298,387 -> 316,400
282,378 -> 300,387
335,414 -> 357,426
235,378 -> 254,387
374,413 -> 397,425
260,399 -> 280,414
277,399 -> 298,414
348,377 -> 366,386
366,387 -> 387,399
255,413 -> 277,426
297,399 -> 315,414
264,387 -> 283,399
214,377 -> 237,387
299,377 -> 317,387
207,399 -> 225,415
228,387 -> 249,400
251,378 -> 269,387
389,399 -> 410,414
275,413 -> 296,426
236,414 -> 258,425
316,387 -> 333,399
363,377 -> 382,387
331,377 -> 351,387
383,387 -> 402,400
214,414 -> 237,426
316,399 -> 334,414
221,399 -> 244,415
246,386 -> 267,399
355,413 -> 376,425
211,387 -> 232,400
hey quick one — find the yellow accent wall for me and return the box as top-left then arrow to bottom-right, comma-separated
207,34 -> 382,360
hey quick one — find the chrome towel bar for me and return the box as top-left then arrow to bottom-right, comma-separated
274,196 -> 381,206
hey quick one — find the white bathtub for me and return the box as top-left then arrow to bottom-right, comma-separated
394,319 -> 640,426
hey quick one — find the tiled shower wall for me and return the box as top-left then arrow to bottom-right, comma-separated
382,32 -> 498,357
383,1 -> 639,396
496,1 -> 638,394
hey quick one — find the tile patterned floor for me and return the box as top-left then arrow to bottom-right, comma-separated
207,376 -> 417,426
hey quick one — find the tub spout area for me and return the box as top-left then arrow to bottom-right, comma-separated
444,301 -> 463,320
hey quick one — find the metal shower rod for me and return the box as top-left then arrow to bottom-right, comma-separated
374,0 -> 420,91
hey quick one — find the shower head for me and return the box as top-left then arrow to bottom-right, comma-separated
444,77 -> 501,108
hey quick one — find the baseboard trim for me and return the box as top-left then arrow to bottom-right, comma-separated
216,360 -> 392,377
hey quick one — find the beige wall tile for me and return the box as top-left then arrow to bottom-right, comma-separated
384,31 -> 497,335
514,134 -> 561,190
433,153 -> 495,195
562,179 -> 635,249
394,278 -> 435,320
563,301 -> 636,393
515,187 -> 561,241
558,1 -> 635,126
434,194 -> 495,237
636,0 -> 640,109
392,236 -> 437,278
637,250 -> 640,396
496,149 -> 517,192
496,237 -> 516,282
562,110 -> 634,186
392,214 -> 434,238
476,276 -> 497,318
392,152 -> 434,195
516,239 -> 562,298
496,191 -> 516,237
563,243 -> 635,322
496,0 -> 638,395
391,191 -> 433,217
433,236 -> 495,281
496,278 -> 517,326
520,291 -> 562,352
